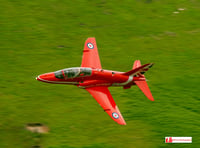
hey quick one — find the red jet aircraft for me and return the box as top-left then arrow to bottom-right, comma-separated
36,37 -> 154,125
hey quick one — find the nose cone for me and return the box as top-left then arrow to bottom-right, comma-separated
36,72 -> 55,82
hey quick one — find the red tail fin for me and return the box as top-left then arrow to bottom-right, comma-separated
133,60 -> 141,69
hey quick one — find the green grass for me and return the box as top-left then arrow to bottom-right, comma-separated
0,0 -> 200,148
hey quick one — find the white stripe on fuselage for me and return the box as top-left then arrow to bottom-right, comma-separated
37,75 -> 133,87
37,76 -> 79,84
112,76 -> 133,86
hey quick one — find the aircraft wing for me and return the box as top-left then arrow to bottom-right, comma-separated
86,86 -> 126,125
81,37 -> 102,69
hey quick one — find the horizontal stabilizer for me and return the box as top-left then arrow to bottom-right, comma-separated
135,81 -> 154,101
123,63 -> 154,76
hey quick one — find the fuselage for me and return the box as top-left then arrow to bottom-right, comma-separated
36,67 -> 145,88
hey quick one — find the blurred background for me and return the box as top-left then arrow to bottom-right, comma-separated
0,0 -> 199,148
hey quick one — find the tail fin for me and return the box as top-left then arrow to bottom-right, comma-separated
133,60 -> 141,69
126,60 -> 154,101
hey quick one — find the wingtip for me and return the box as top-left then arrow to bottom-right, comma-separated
86,37 -> 96,40
148,97 -> 154,101
149,97 -> 155,101
120,121 -> 127,125
117,117 -> 127,125
116,119 -> 126,125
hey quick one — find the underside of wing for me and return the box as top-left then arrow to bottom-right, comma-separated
81,37 -> 102,69
86,86 -> 126,125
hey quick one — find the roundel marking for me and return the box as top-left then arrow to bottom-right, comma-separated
112,112 -> 119,119
87,43 -> 94,49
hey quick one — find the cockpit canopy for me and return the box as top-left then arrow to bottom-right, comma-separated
54,67 -> 92,79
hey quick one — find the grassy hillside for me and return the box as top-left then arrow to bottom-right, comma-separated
0,0 -> 199,148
